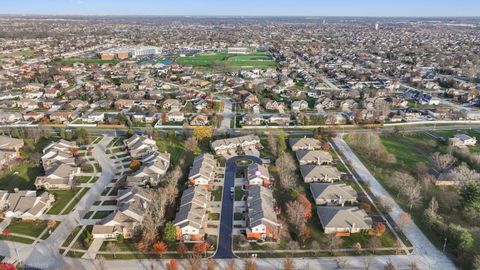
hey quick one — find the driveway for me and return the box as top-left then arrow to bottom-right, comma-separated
213,155 -> 261,259
332,135 -> 456,270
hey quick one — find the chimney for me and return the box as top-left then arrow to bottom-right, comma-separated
351,222 -> 356,232
339,195 -> 344,207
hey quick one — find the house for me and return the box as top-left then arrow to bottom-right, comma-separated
296,150 -> 333,165
167,111 -> 185,122
428,168 -> 460,186
49,111 -> 74,124
131,152 -> 171,179
132,111 -> 146,122
246,163 -> 270,186
0,136 -> 24,153
246,185 -> 281,241
289,137 -> 323,151
291,100 -> 308,112
86,112 -> 105,123
269,114 -> 291,126
300,165 -> 342,183
243,114 -> 264,126
450,134 -> 477,148
211,135 -> 261,156
41,140 -> 77,170
35,163 -> 80,190
190,115 -> 209,126
316,206 -> 372,234
163,99 -> 182,111
114,99 -> 135,109
265,100 -> 285,112
124,134 -> 158,159
93,187 -> 152,239
188,154 -> 217,187
310,183 -> 357,205
173,186 -> 209,242
0,190 -> 54,220
23,111 -> 44,122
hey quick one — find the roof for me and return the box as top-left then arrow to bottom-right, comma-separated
174,186 -> 209,229
188,154 -> 216,181
300,165 -> 341,181
247,185 -> 279,229
289,137 -> 322,150
246,163 -> 269,181
211,135 -> 260,150
316,206 -> 372,230
296,150 -> 333,163
310,183 -> 357,203
0,135 -> 23,150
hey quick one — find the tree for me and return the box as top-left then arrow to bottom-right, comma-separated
206,259 -> 217,270
193,241 -> 209,255
177,243 -> 188,257
187,253 -> 201,270
47,219 -> 57,231
244,259 -> 257,270
129,160 -> 141,171
185,136 -> 198,153
404,182 -> 422,210
472,255 -> 480,270
362,256 -> 374,270
397,212 -> 411,232
296,194 -> 312,220
432,152 -> 456,172
166,259 -> 179,270
384,259 -> 397,270
286,200 -> 307,235
77,128 -> 90,145
163,221 -> 177,245
152,241 -> 168,257
408,261 -> 420,270
353,242 -> 362,254
275,153 -> 297,190
267,132 -> 278,157
460,181 -> 480,213
193,126 -> 213,142
425,197 -> 439,220
368,236 -> 381,254
226,261 -> 236,270
448,224 -> 474,254
283,258 -> 295,270
372,222 -> 386,236
327,234 -> 343,255
277,132 -> 287,153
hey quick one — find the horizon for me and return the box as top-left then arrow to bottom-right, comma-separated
2,0 -> 480,17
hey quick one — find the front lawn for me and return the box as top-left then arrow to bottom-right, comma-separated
7,219 -> 47,238
0,163 -> 42,191
212,186 -> 223,201
47,188 -> 89,215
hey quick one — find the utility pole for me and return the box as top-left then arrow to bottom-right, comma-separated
443,237 -> 447,252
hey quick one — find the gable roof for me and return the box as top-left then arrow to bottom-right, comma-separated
310,183 -> 357,203
316,206 -> 372,230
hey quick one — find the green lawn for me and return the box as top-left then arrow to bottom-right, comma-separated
208,212 -> 220,220
62,226 -> 83,247
76,176 -> 98,183
0,163 -> 42,191
234,186 -> 245,201
0,49 -> 33,58
0,234 -> 34,244
212,186 -> 223,201
47,188 -> 80,214
54,58 -> 120,65
7,219 -> 47,238
176,52 -> 277,69
92,211 -> 113,219
155,138 -> 187,165
380,135 -> 432,168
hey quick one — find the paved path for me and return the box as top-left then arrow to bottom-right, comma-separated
220,98 -> 233,130
82,238 -> 104,259
332,135 -> 456,270
214,155 -> 262,259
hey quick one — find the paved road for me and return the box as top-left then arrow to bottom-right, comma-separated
214,155 -> 262,259
220,99 -> 233,130
0,136 -> 116,270
332,136 -> 456,270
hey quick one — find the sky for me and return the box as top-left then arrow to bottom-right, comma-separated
1,0 -> 480,17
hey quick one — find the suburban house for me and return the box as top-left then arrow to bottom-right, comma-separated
291,100 -> 308,112
92,187 -> 152,239
86,112 -> 105,123
296,150 -> 333,165
35,163 -> 80,189
173,186 -> 210,242
124,134 -> 158,159
289,137 -> 323,151
167,111 -> 185,123
450,134 -> 477,147
163,99 -> 182,111
300,165 -> 342,183
190,115 -> 209,126
246,185 -> 281,241
188,154 -> 217,187
211,135 -> 261,156
41,140 -> 77,171
0,190 -> 54,220
316,206 -> 372,235
246,163 -> 271,186
310,183 -> 358,205
0,135 -> 24,169
131,151 -> 171,180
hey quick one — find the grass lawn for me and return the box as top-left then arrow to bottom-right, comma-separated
155,137 -> 187,165
7,219 -> 47,238
92,211 -> 113,219
62,226 -> 83,247
72,225 -> 93,250
76,176 -> 98,183
176,52 -> 277,69
47,188 -> 82,215
208,212 -> 220,220
234,212 -> 244,220
54,58 -> 120,65
0,163 -> 42,191
0,234 -> 34,244
212,186 -> 223,201
380,135 -> 432,168
234,186 -> 245,201
0,49 -> 33,58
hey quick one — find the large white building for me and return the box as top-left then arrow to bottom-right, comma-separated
227,47 -> 250,54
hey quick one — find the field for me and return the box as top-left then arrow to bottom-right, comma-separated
346,131 -> 480,269
0,49 -> 33,58
175,51 -> 277,69
54,58 -> 120,65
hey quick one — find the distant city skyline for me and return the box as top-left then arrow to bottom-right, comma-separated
2,0 -> 480,17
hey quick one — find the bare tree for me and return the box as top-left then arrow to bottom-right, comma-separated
432,152 -> 456,172
185,136 -> 198,153
335,258 -> 350,270
368,236 -> 381,254
404,182 -> 422,209
244,259 -> 257,270
106,242 -> 120,259
226,261 -> 236,270
206,258 -> 217,270
286,200 -> 307,234
276,153 -> 297,190
283,258 -> 295,270
384,259 -> 397,270
327,234 -> 343,255
450,164 -> 480,184
187,253 -> 202,270
362,256 -> 375,270
267,132 -> 278,157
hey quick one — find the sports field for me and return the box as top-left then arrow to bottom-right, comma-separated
175,51 -> 277,69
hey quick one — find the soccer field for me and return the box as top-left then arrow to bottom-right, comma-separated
175,51 -> 277,68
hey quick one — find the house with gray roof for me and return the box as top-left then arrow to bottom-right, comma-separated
211,135 -> 261,156
300,165 -> 342,183
316,206 -> 372,234
188,154 -> 217,186
0,190 -> 54,220
131,151 -> 170,180
310,183 -> 357,205
246,163 -> 271,186
35,163 -> 80,190
246,185 -> 281,241
173,186 -> 210,242
124,134 -> 158,159
296,150 -> 333,165
289,137 -> 323,151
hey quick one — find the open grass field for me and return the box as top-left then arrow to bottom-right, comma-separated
155,137 -> 187,165
7,219 -> 47,238
54,58 -> 120,65
0,49 -> 33,58
175,51 -> 277,69
47,188 -> 88,215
